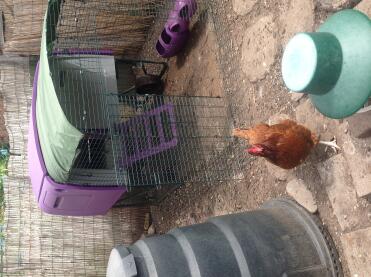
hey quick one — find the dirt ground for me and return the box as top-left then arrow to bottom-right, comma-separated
139,1 -> 371,276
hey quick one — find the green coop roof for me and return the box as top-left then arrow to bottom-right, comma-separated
36,5 -> 84,183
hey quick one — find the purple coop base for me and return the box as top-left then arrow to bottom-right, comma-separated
28,62 -> 125,216
115,104 -> 178,168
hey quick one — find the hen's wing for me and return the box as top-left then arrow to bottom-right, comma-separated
233,119 -> 318,146
264,122 -> 318,169
270,120 -> 318,146
233,123 -> 270,144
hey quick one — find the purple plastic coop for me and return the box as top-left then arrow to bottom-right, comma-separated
28,1 -> 243,215
28,62 -> 125,216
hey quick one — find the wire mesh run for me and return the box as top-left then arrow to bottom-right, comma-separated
1,0 -> 208,55
49,0 -> 207,56
36,0 -> 244,189
68,94 -> 243,188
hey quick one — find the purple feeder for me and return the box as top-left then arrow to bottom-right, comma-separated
156,0 -> 197,58
28,62 -> 125,216
156,26 -> 190,58
174,0 -> 198,20
166,10 -> 190,33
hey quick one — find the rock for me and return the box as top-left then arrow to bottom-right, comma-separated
265,161 -> 293,181
290,92 -> 306,102
353,174 -> 371,198
241,15 -> 278,82
286,179 -> 318,213
147,224 -> 156,236
268,113 -> 291,125
341,227 -> 371,277
143,213 -> 151,231
346,107 -> 371,142
355,0 -> 371,16
317,0 -> 361,10
341,135 -> 371,199
343,139 -> 356,155
279,0 -> 315,47
295,99 -> 325,135
232,0 -> 258,16
317,155 -> 359,231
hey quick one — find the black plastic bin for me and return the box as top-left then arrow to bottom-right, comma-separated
107,199 -> 342,277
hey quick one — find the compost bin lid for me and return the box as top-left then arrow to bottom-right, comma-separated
107,245 -> 137,277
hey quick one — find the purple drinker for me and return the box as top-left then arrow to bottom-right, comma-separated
156,0 -> 197,58
174,0 -> 198,20
167,10 -> 190,33
156,26 -> 190,58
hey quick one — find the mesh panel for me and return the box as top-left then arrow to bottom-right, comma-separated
0,57 -> 149,276
33,0 -> 244,190
0,0 -> 247,275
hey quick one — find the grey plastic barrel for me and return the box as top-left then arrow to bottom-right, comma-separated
107,199 -> 342,277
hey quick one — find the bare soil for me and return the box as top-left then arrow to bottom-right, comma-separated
138,1 -> 371,276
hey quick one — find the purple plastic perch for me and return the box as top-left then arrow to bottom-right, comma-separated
115,104 -> 178,168
28,62 -> 125,216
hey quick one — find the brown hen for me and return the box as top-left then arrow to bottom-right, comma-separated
233,119 -> 339,169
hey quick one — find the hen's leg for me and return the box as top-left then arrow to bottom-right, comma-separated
319,137 -> 340,153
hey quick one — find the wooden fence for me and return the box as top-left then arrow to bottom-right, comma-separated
0,55 -> 148,276
0,0 -> 166,56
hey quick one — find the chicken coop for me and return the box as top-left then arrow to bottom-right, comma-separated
24,0 -> 246,216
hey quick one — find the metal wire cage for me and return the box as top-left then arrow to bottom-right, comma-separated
32,0 -> 244,207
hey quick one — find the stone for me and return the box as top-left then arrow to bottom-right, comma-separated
295,99 -> 323,134
286,179 -> 318,213
341,227 -> 371,277
317,155 -> 359,231
341,135 -> 371,198
353,174 -> 371,198
318,0 -> 361,10
265,161 -> 293,181
290,92 -> 305,102
232,0 -> 258,16
346,111 -> 371,141
147,224 -> 156,236
279,0 -> 315,47
355,0 -> 371,16
241,15 -> 278,82
268,113 -> 291,125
